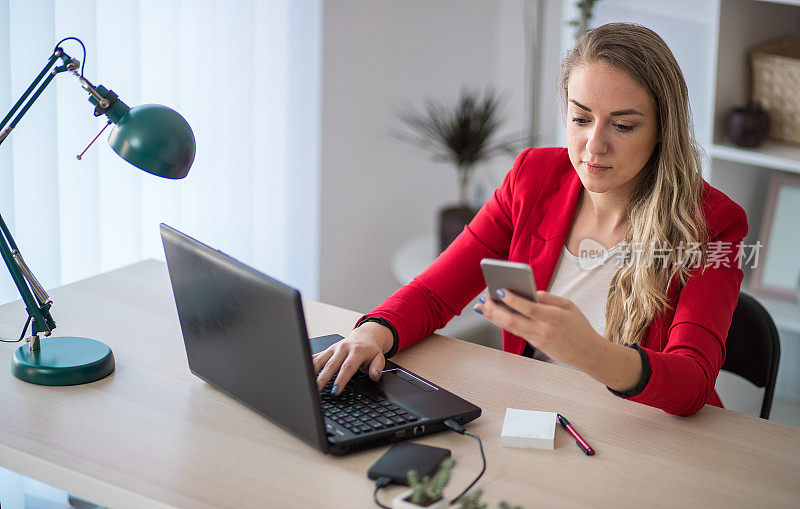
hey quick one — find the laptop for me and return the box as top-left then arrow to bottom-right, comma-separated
160,224 -> 481,454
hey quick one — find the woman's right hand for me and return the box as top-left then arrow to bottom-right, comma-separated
312,321 -> 395,396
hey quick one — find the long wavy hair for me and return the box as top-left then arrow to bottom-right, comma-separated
559,23 -> 707,346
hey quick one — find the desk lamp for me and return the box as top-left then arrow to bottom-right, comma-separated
0,37 -> 195,385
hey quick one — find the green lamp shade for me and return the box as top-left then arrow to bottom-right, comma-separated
108,104 -> 195,179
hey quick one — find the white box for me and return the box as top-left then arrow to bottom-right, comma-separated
500,408 -> 556,450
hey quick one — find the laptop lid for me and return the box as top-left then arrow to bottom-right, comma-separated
161,224 -> 481,454
160,223 -> 329,452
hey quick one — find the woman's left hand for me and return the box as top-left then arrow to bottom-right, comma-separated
474,289 -> 606,369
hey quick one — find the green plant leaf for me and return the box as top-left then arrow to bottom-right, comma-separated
456,489 -> 486,509
393,88 -> 519,170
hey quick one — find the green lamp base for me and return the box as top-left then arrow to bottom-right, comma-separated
12,337 -> 115,386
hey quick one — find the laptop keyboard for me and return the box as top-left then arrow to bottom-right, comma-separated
320,381 -> 420,435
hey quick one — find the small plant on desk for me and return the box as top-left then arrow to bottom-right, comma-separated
403,457 -> 454,508
397,460 -> 524,509
457,489 -> 524,509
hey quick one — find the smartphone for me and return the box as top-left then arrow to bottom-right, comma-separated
480,259 -> 538,310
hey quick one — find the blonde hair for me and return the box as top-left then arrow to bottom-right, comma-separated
559,23 -> 707,346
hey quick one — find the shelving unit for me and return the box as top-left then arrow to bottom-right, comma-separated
709,140 -> 800,175
708,0 -> 800,334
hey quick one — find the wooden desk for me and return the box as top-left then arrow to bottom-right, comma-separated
0,260 -> 798,508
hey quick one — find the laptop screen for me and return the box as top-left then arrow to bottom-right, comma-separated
161,224 -> 329,452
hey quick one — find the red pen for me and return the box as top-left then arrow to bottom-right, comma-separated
557,413 -> 595,456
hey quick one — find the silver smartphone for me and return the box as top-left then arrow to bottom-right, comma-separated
479,259 -> 538,310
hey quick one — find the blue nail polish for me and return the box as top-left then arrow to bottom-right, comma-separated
474,306 -> 483,315
331,385 -> 338,394
479,296 -> 486,304
496,289 -> 506,298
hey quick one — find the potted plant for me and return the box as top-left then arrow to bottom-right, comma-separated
456,489 -> 524,509
568,0 -> 601,37
393,460 -> 525,509
393,457 -> 454,509
395,88 -> 517,252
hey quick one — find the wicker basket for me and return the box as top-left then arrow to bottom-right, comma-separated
751,36 -> 800,144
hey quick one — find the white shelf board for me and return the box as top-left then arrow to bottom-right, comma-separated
709,140 -> 800,173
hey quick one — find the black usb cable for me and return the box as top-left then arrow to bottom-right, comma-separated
443,419 -> 486,505
373,476 -> 393,509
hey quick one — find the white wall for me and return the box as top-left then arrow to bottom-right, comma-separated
319,0 -> 536,314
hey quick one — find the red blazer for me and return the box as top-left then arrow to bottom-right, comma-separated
363,147 -> 748,416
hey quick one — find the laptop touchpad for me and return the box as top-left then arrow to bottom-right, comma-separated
309,334 -> 344,355
376,370 -> 436,396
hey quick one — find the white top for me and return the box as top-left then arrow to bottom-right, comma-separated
531,241 -> 623,365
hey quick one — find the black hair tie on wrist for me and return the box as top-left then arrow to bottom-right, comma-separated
356,316 -> 399,358
607,343 -> 652,398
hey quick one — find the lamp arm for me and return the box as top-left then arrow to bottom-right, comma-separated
12,250 -> 51,306
0,47 -> 76,343
0,48 -> 76,146
0,51 -> 60,138
0,213 -> 55,342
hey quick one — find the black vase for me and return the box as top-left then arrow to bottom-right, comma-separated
438,206 -> 477,253
726,103 -> 770,148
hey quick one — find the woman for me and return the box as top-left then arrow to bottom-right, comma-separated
313,23 -> 747,416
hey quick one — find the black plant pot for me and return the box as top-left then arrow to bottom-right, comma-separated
438,206 -> 477,253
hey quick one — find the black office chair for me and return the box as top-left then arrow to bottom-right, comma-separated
721,292 -> 781,419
